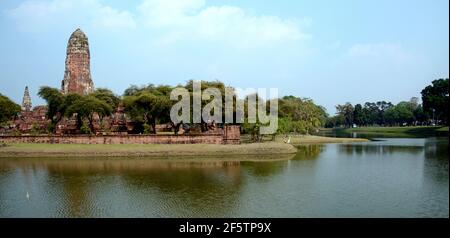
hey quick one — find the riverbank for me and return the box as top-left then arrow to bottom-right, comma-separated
275,135 -> 368,145
0,142 -> 297,158
336,126 -> 448,137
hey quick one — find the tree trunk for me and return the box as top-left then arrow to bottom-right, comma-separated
170,122 -> 177,135
89,121 -> 94,134
200,122 -> 206,132
88,115 -> 95,134
151,120 -> 156,134
76,115 -> 82,130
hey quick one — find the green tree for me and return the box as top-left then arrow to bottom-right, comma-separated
38,87 -> 90,132
123,84 -> 176,132
421,78 -> 449,125
279,96 -> 327,134
241,93 -> 263,141
353,104 -> 365,126
413,105 -> 427,125
325,115 -> 345,128
90,88 -> 121,109
66,96 -> 112,133
184,80 -> 236,131
0,93 -> 20,125
376,101 -> 393,125
384,106 -> 399,126
384,102 -> 414,126
124,84 -> 174,97
336,103 -> 354,127
363,102 -> 379,126
38,86 -> 65,132
277,117 -> 294,135
123,92 -> 171,134
61,93 -> 83,129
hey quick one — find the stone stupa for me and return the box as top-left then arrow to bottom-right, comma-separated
21,86 -> 32,111
61,28 -> 94,95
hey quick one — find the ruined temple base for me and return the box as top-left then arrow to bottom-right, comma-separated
0,133 -> 237,145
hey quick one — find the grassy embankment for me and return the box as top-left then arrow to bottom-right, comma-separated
337,126 -> 449,137
240,134 -> 368,145
0,142 -> 297,158
0,133 -> 372,158
276,135 -> 368,144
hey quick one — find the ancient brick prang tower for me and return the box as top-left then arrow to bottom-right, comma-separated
21,86 -> 32,111
61,28 -> 94,95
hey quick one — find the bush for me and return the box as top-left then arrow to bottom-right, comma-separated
80,124 -> 91,134
143,123 -> 151,134
47,123 -> 55,133
10,128 -> 21,136
30,122 -> 42,135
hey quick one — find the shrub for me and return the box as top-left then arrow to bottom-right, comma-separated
10,128 -> 21,136
143,123 -> 151,134
80,124 -> 91,134
47,123 -> 55,134
30,122 -> 41,135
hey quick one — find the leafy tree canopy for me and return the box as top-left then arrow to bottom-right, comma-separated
421,78 -> 449,124
0,94 -> 20,124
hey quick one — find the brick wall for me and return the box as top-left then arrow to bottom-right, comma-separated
0,134 -> 223,144
0,125 -> 241,145
223,125 -> 240,144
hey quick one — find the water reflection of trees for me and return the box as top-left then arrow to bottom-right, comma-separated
240,145 -> 323,177
56,170 -> 92,217
241,161 -> 288,178
1,158 -> 244,217
119,160 -> 244,217
423,138 -> 449,186
292,145 -> 324,160
424,138 -> 449,160
338,144 -> 423,156
0,155 -> 294,217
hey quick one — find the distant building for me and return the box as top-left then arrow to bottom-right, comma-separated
6,87 -> 48,134
21,86 -> 32,111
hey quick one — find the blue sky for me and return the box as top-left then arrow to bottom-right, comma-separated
0,0 -> 448,114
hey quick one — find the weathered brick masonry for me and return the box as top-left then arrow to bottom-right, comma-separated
0,126 -> 240,145
3,28 -> 243,144
61,28 -> 94,95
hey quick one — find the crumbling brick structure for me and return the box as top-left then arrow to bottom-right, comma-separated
61,28 -> 94,95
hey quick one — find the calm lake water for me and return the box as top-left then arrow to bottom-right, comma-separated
0,138 -> 448,218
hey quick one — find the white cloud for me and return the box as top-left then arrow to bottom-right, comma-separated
138,0 -> 205,27
138,0 -> 309,48
6,0 -> 136,32
6,0 -> 309,48
94,5 -> 136,29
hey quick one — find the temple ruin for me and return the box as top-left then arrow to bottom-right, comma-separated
21,86 -> 32,111
1,28 -> 240,144
61,28 -> 94,95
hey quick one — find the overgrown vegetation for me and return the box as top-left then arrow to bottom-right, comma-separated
327,78 -> 449,128
338,126 -> 448,137
0,93 -> 20,125
1,78 -> 447,139
123,84 -> 172,134
38,87 -> 119,133
277,96 -> 327,135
